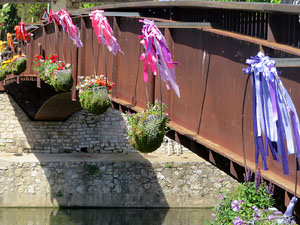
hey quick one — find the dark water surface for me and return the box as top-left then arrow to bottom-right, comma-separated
0,208 -> 213,225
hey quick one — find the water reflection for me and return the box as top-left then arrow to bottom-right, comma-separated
0,208 -> 212,225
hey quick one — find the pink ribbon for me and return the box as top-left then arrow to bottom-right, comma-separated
139,19 -> 180,98
48,9 -> 83,48
89,10 -> 123,55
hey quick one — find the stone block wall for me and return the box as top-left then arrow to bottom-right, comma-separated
0,92 -> 191,155
0,154 -> 238,207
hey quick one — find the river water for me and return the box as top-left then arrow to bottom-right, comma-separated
0,208 -> 213,225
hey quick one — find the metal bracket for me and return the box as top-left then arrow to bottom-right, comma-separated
274,58 -> 300,67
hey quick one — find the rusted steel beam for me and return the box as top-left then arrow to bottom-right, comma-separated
91,1 -> 300,15
201,27 -> 300,56
274,58 -> 300,67
155,22 -> 212,28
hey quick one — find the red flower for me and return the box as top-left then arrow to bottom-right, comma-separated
61,62 -> 65,67
37,63 -> 41,67
57,67 -> 64,70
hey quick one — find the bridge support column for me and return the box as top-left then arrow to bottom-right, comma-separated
51,0 -> 79,11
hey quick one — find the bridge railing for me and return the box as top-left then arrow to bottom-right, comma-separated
19,1 -> 300,212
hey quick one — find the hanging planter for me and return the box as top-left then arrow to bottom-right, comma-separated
0,67 -> 9,81
33,54 -> 72,91
126,100 -> 169,153
52,69 -> 73,91
12,55 -> 27,75
0,60 -> 11,81
77,74 -> 115,115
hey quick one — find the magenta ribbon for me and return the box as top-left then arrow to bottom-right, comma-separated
48,9 -> 83,48
89,10 -> 123,55
139,19 -> 180,98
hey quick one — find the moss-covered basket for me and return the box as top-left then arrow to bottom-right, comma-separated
130,114 -> 167,153
54,69 -> 73,92
12,56 -> 27,75
80,86 -> 111,115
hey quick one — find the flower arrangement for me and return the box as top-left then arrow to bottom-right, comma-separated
126,100 -> 169,153
11,54 -> 27,75
33,54 -> 73,91
209,170 -> 296,225
0,54 -> 27,80
0,58 -> 12,81
77,74 -> 115,115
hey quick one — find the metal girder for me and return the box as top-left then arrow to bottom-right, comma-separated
274,58 -> 300,68
155,22 -> 212,28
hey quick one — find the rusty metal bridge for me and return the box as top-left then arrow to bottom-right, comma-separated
2,1 -> 300,214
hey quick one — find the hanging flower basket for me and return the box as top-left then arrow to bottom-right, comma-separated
0,68 -> 9,81
33,54 -> 72,91
126,100 -> 169,153
77,74 -> 115,115
12,55 -> 27,75
52,69 -> 73,91
0,61 -> 11,81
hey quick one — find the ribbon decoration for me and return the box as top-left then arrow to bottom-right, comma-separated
14,22 -> 32,43
6,33 -> 14,51
139,19 -> 180,98
48,9 -> 83,48
89,10 -> 123,55
244,52 -> 300,175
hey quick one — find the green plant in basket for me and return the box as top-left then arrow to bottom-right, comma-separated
77,74 -> 115,115
0,60 -> 11,81
126,100 -> 169,153
11,55 -> 27,75
33,54 -> 72,91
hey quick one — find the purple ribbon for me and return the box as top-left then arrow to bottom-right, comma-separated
244,52 -> 300,175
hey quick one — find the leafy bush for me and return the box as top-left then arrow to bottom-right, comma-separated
126,100 -> 169,153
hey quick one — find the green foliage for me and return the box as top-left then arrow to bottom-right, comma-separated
126,100 -> 169,153
12,56 -> 27,75
17,3 -> 48,23
80,3 -> 102,8
80,87 -> 112,115
85,164 -> 99,176
0,4 -> 20,39
56,190 -> 64,198
0,69 -> 7,81
53,69 -> 73,92
0,66 -> 10,81
209,172 -> 290,225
